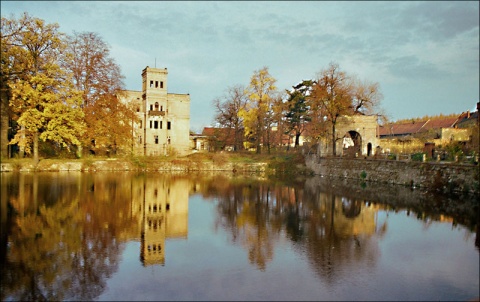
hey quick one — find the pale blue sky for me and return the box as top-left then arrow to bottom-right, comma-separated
2,1 -> 478,132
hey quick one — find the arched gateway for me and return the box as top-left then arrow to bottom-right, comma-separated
318,115 -> 380,157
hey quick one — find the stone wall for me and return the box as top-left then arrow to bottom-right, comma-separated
305,155 -> 479,194
0,159 -> 268,173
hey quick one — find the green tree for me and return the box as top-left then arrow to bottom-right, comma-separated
284,80 -> 313,148
3,13 -> 85,162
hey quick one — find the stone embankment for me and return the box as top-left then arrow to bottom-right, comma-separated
305,155 -> 479,195
0,158 -> 268,173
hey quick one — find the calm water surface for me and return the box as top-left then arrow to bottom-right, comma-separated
1,172 -> 478,301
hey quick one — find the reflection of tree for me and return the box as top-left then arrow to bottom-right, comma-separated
298,190 -> 380,283
208,176 -> 381,280
211,178 -> 280,271
1,172 -> 136,301
236,199 -> 276,271
3,195 -> 83,300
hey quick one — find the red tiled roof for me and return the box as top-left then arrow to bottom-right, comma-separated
420,117 -> 458,132
379,115 -> 465,137
378,121 -> 427,136
202,127 -> 238,145
457,111 -> 478,127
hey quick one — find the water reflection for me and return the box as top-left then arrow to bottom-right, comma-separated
132,176 -> 189,266
196,175 -> 383,281
1,172 -> 478,301
1,172 -> 121,301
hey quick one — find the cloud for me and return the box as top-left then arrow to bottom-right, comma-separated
1,0 -> 478,128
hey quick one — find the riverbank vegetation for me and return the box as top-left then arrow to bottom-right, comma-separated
1,149 -> 313,176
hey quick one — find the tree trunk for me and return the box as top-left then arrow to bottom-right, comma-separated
331,123 -> 336,156
256,122 -> 261,154
0,92 -> 9,159
33,131 -> 39,164
295,132 -> 300,148
266,126 -> 271,154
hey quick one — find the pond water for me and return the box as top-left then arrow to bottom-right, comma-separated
1,172 -> 478,301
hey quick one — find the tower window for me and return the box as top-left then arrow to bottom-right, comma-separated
160,121 -> 162,129
160,81 -> 164,88
155,102 -> 159,110
154,121 -> 158,129
167,121 -> 171,130
150,80 -> 154,88
150,104 -> 153,111
154,135 -> 159,144
139,120 -> 142,129
155,81 -> 159,88
150,120 -> 152,128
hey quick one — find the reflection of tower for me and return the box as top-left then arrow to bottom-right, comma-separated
141,179 -> 166,266
136,176 -> 189,266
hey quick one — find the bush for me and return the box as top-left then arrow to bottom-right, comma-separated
411,153 -> 424,161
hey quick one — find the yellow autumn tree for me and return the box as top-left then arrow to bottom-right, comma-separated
242,67 -> 278,154
3,13 -> 85,162
64,32 -> 134,155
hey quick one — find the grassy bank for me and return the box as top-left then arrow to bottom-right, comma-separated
1,151 -> 313,176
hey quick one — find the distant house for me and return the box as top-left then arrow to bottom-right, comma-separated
456,111 -> 479,128
379,115 -> 470,143
378,121 -> 426,138
189,133 -> 209,152
200,126 -> 295,152
201,127 -> 243,151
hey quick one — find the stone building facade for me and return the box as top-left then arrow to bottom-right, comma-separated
317,115 -> 380,157
120,67 -> 190,156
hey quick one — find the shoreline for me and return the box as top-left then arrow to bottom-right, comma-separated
0,158 -> 269,173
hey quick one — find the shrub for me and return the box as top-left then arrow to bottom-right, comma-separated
411,153 -> 424,161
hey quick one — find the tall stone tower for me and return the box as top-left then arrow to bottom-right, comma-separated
121,66 -> 190,156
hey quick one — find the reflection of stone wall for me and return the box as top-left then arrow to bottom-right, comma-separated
306,156 -> 479,194
166,178 -> 189,238
304,176 -> 478,229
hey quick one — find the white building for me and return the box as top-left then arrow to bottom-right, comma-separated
120,67 -> 191,156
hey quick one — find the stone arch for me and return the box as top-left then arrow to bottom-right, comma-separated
343,130 -> 362,157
